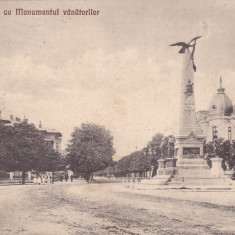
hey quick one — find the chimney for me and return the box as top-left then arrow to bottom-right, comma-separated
23,116 -> 28,123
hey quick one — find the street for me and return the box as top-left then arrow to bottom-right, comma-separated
0,181 -> 235,235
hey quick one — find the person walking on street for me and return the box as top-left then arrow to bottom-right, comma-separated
48,175 -> 51,184
37,176 -> 42,185
42,175 -> 45,184
33,176 -> 37,185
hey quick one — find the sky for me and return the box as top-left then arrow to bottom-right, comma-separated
1,0 -> 235,160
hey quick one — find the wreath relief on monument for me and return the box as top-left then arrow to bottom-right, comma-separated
185,80 -> 194,98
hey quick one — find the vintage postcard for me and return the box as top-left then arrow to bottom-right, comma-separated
0,0 -> 234,234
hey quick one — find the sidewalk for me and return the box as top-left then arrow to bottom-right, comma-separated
0,178 -> 86,187
117,184 -> 235,207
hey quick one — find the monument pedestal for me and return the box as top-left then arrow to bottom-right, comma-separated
210,157 -> 224,178
169,157 -> 233,186
164,158 -> 177,175
157,158 -> 177,176
224,170 -> 235,180
156,159 -> 165,176
173,130 -> 211,183
139,158 -> 177,186
140,158 -> 176,186
176,158 -> 210,178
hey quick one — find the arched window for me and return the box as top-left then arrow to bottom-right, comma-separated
228,127 -> 232,140
212,126 -> 218,140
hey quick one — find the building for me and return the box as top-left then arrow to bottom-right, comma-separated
38,122 -> 62,153
0,111 -> 10,125
196,78 -> 235,142
0,115 -> 63,181
0,115 -> 62,154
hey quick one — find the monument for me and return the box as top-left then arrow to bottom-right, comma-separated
168,37 -> 233,187
171,37 -> 210,182
138,37 -> 233,188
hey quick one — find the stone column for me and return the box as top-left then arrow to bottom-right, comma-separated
179,49 -> 196,133
178,49 -> 204,135
174,48 -> 209,179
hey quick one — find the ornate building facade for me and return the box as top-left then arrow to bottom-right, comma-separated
196,79 -> 235,142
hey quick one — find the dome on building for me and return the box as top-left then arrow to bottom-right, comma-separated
209,79 -> 233,116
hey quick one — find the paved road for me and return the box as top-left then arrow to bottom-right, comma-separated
0,181 -> 235,234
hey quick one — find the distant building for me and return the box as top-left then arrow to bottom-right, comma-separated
38,122 -> 62,153
0,115 -> 62,153
196,79 -> 235,142
0,111 -> 10,125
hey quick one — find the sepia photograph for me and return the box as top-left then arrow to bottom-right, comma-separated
0,0 -> 235,234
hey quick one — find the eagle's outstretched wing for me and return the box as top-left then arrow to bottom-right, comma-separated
189,36 -> 202,43
169,42 -> 187,47
170,36 -> 201,72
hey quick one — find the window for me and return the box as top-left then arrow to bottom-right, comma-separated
212,126 -> 218,140
56,142 -> 60,151
228,127 -> 232,140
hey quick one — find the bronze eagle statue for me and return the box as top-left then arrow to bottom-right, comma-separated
170,36 -> 202,72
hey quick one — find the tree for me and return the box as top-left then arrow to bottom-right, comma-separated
95,162 -> 123,178
117,154 -> 132,176
66,123 -> 115,182
0,124 -> 16,172
203,141 -> 214,156
43,150 -> 65,172
147,133 -> 164,176
204,139 -> 235,170
0,122 -> 64,184
0,123 -> 40,184
117,133 -> 166,177
227,141 -> 235,170
14,122 -> 51,184
39,149 -> 66,183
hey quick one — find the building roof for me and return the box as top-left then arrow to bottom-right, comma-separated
0,119 -> 10,124
0,111 -> 11,124
39,128 -> 62,137
38,121 -> 62,137
208,78 -> 233,116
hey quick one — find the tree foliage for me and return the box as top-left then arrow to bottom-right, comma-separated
116,133 -> 174,176
117,149 -> 150,176
204,138 -> 235,170
147,133 -> 164,167
0,122 -> 64,184
66,123 -> 115,181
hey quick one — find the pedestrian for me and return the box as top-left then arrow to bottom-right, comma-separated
33,176 -> 37,185
71,175 -> 73,182
65,174 -> 68,182
42,175 -> 45,184
48,175 -> 51,184
37,176 -> 41,185
60,175 -> 63,182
